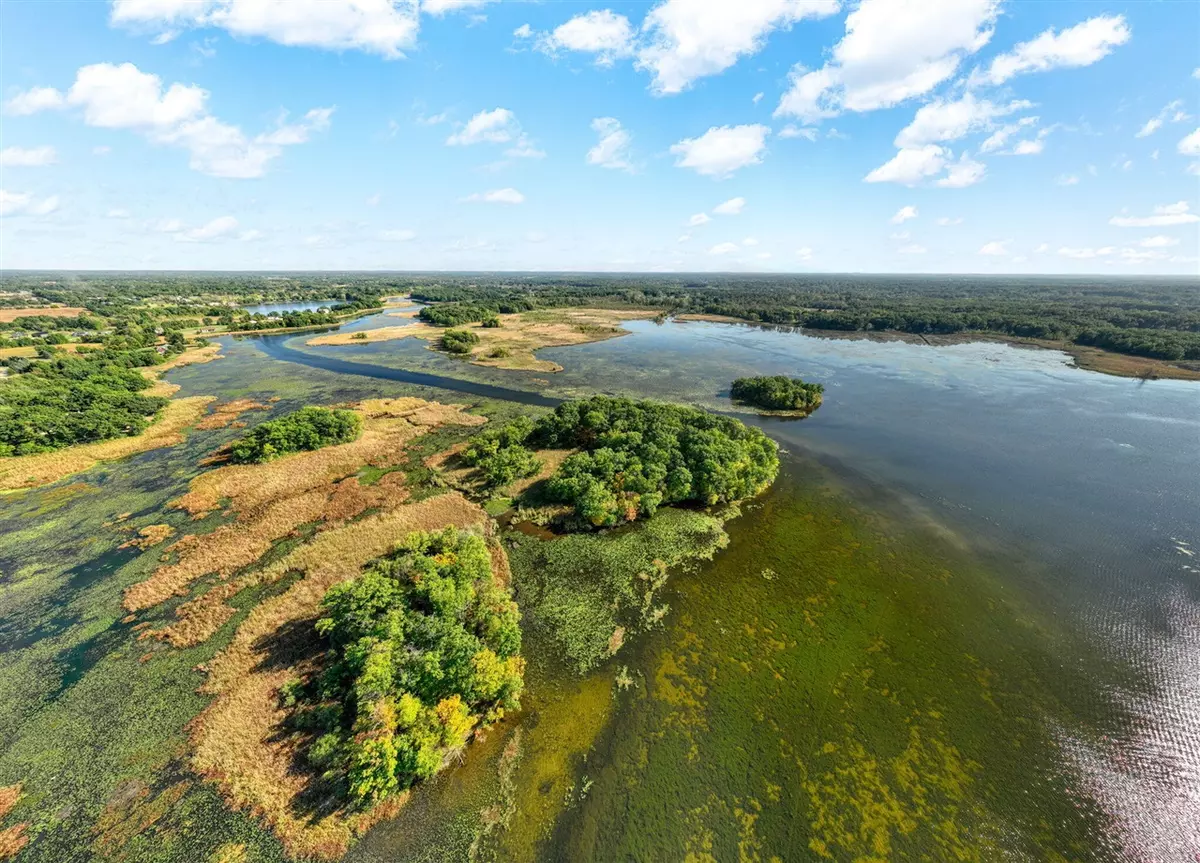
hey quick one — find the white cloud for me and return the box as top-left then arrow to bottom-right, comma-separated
778,125 -> 818,141
971,14 -> 1130,86
176,214 -> 239,241
936,217 -> 963,226
538,10 -> 634,66
1140,235 -> 1179,248
1058,246 -> 1115,259
424,0 -> 496,15
677,233 -> 692,243
93,145 -> 112,155
110,0 -> 420,59
1056,174 -> 1079,186
1011,138 -> 1044,155
380,228 -> 416,241
894,93 -> 1030,147
889,231 -> 909,240
670,124 -> 769,178
1178,128 -> 1200,156
795,246 -> 813,261
505,139 -> 545,159
936,154 -> 986,187
9,62 -> 331,179
513,23 -> 532,39
446,107 -> 519,145
688,212 -> 711,227
586,117 -> 633,170
238,229 -> 262,242
776,0 -> 1000,121
713,196 -> 746,215
1109,201 -> 1199,227
462,187 -> 525,204
864,145 -> 945,185
638,0 -> 839,95
979,116 -> 1038,153
897,244 -> 927,254
525,231 -> 547,243
4,86 -> 65,115
107,208 -> 130,218
978,240 -> 1009,256
1136,100 -> 1187,138
0,190 -> 59,216
890,205 -> 918,223
741,236 -> 759,246
366,192 -> 382,206
0,145 -> 57,167
707,241 -> 741,255
752,92 -> 764,104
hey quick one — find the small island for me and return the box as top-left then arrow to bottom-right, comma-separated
731,375 -> 824,416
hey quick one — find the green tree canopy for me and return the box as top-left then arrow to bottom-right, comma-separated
228,406 -> 362,463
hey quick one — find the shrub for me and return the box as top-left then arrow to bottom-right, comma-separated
295,528 -> 524,803
481,315 -> 501,328
462,417 -> 542,489
228,406 -> 362,463
441,329 -> 480,355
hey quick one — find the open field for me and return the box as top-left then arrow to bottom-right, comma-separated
0,307 -> 85,322
307,308 -> 657,372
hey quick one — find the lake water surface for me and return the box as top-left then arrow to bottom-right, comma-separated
285,315 -> 1200,861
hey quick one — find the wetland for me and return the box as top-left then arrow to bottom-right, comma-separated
1,299 -> 1198,862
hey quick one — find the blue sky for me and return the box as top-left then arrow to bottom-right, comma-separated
1,0 -> 1197,274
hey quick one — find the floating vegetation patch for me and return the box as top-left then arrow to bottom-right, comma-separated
0,784 -> 27,860
118,524 -> 175,550
194,398 -> 272,431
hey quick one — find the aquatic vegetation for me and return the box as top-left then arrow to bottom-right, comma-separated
194,398 -> 272,430
118,523 -> 174,550
730,375 -> 824,413
293,528 -> 524,804
508,508 -> 729,673
228,406 -> 363,464
534,396 -> 778,527
0,784 -> 27,860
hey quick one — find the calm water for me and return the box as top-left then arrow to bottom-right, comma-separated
239,299 -> 337,315
288,315 -> 1200,860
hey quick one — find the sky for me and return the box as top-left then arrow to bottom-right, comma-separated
0,0 -> 1198,274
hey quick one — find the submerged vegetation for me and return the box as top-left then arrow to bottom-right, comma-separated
291,528 -> 524,804
228,406 -> 362,464
731,375 -> 824,413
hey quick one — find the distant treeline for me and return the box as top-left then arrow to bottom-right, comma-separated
402,275 -> 1200,362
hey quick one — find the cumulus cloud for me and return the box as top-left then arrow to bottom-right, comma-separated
897,244 -> 927,254
4,86 -> 65,115
380,228 -> 416,240
424,0 -> 496,16
978,240 -> 1009,255
110,0 -> 420,58
586,117 -> 633,170
970,14 -> 1130,86
778,125 -> 818,141
890,205 -> 918,223
1056,174 -> 1079,186
936,217 -> 963,226
670,124 -> 769,178
712,196 -> 746,215
979,116 -> 1039,153
537,10 -> 634,66
175,214 -> 239,241
0,145 -> 57,167
638,0 -> 839,95
893,93 -> 1030,148
446,107 -> 519,145
1178,128 -> 1200,156
6,62 -> 331,179
707,241 -> 741,255
776,0 -> 1000,121
688,212 -> 711,226
1109,201 -> 1199,227
1058,246 -> 1115,259
0,190 -> 59,216
936,153 -> 986,187
462,187 -> 525,204
864,145 -> 945,185
795,246 -> 813,261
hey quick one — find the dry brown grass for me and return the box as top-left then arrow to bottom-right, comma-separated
0,306 -> 84,322
175,398 -> 482,517
0,785 -> 26,861
305,308 -> 654,372
195,398 -> 271,430
0,396 -> 215,493
119,524 -> 175,550
189,493 -> 489,860
0,347 -> 36,360
90,780 -> 190,859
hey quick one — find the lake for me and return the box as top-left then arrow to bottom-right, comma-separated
239,299 -> 339,315
1,311 -> 1196,861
